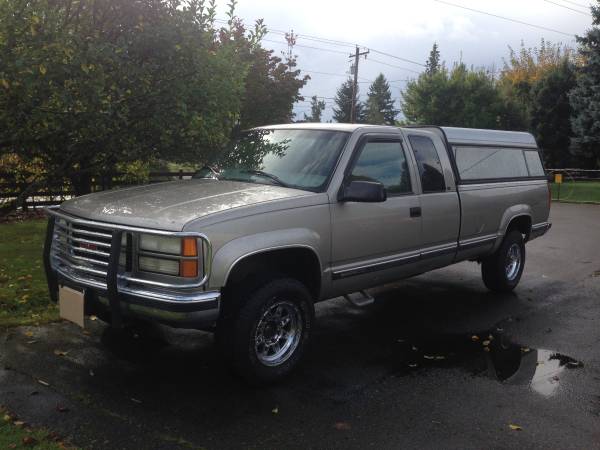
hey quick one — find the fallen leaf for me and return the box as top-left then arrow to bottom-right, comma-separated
334,422 -> 351,430
482,340 -> 491,346
24,331 -> 33,338
521,347 -> 531,353
3,414 -> 11,422
26,340 -> 37,345
471,335 -> 480,342
408,363 -> 418,368
8,443 -> 16,449
13,420 -> 25,427
483,347 -> 491,352
89,315 -> 97,321
38,379 -> 50,387
487,335 -> 494,340
508,424 -> 523,431
423,355 -> 435,360
271,407 -> 278,414
53,350 -> 69,357
22,436 -> 38,447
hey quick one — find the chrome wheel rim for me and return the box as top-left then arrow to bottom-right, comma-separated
505,243 -> 522,281
254,300 -> 302,367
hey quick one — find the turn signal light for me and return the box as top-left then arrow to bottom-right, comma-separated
180,260 -> 198,278
181,237 -> 198,257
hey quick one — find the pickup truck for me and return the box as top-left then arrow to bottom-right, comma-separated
44,123 -> 551,382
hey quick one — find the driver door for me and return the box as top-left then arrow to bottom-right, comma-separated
330,135 -> 422,293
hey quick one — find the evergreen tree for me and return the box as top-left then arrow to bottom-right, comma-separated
569,1 -> 600,168
365,74 -> 398,125
303,95 -> 326,122
425,43 -> 441,75
531,61 -> 576,168
333,79 -> 364,123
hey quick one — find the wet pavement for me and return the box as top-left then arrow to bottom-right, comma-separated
1,202 -> 600,449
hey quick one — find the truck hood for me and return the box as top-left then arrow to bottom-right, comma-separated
59,179 -> 314,231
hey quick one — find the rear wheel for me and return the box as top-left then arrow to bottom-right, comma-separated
218,277 -> 314,384
481,230 -> 526,292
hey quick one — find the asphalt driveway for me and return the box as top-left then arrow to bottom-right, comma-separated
1,202 -> 600,449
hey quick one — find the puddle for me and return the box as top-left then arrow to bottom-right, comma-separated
391,328 -> 584,398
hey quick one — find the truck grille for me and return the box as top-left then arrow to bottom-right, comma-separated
51,218 -> 114,286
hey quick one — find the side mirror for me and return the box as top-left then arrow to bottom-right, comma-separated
339,180 -> 387,203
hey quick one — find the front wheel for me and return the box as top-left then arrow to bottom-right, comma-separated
220,277 -> 314,384
481,230 -> 526,292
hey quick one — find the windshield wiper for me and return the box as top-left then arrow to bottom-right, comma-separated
241,169 -> 288,187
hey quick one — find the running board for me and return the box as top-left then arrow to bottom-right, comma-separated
344,290 -> 375,307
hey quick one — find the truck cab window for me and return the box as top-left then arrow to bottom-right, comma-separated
408,135 -> 446,193
350,140 -> 411,194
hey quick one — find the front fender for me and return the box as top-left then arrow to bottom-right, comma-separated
208,228 -> 323,289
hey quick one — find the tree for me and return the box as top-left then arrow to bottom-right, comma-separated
425,43 -> 441,75
0,0 -> 261,197
303,96 -> 326,122
364,74 -> 398,125
531,61 -> 576,168
238,48 -> 309,129
402,63 -> 521,129
333,78 -> 364,123
500,39 -> 572,126
569,1 -> 600,168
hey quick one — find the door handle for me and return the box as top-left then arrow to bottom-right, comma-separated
410,207 -> 422,218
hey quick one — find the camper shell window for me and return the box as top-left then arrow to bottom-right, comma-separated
453,146 -> 546,182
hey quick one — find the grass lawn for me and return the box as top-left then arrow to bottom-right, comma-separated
0,407 -> 72,449
0,219 -> 58,329
551,181 -> 600,203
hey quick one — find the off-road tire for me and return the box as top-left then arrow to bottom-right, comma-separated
217,277 -> 314,384
481,230 -> 526,292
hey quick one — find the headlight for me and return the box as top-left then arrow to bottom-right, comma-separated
139,234 -> 181,254
137,234 -> 199,278
139,256 -> 180,276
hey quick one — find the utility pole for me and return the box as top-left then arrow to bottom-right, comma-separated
350,46 -> 369,123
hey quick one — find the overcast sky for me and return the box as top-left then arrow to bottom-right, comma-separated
217,0 -> 594,121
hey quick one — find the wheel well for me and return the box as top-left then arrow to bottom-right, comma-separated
225,248 -> 321,300
506,215 -> 532,241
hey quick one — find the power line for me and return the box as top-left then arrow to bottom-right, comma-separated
432,0 -> 576,37
302,69 -> 371,82
366,57 -> 422,74
262,38 -> 349,55
214,17 -> 425,67
542,0 -> 592,16
559,0 -> 592,8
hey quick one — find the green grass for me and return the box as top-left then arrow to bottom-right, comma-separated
0,219 -> 58,329
551,181 -> 600,203
0,407 -> 72,449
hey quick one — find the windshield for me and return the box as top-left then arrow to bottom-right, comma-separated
196,129 -> 349,191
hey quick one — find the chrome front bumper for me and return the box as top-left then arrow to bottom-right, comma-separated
43,208 -> 220,329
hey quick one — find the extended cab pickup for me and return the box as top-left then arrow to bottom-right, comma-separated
44,123 -> 551,382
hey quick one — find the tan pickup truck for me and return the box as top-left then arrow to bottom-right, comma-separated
44,123 -> 551,382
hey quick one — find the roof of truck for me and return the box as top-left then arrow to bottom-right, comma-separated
259,123 -> 539,149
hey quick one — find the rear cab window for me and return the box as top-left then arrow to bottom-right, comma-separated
408,135 -> 446,193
